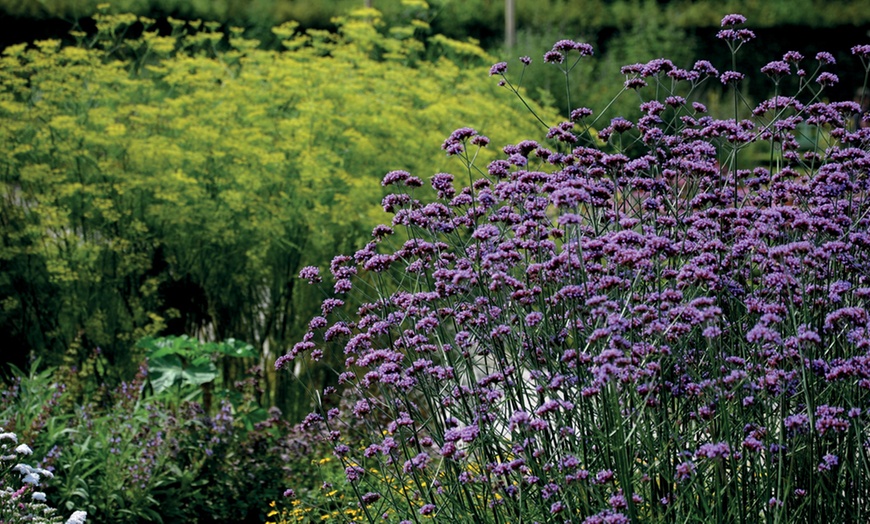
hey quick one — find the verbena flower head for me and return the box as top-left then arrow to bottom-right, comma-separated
760,60 -> 790,77
717,28 -> 755,43
489,61 -> 508,76
720,70 -> 745,84
543,50 -> 563,64
720,14 -> 747,26
815,51 -> 836,65
816,72 -> 839,86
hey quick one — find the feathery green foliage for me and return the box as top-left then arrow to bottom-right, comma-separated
0,7 -> 555,417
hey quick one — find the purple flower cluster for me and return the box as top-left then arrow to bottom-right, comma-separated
544,39 -> 593,66
279,13 -> 870,523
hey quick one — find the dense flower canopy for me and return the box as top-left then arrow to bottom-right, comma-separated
280,14 -> 870,524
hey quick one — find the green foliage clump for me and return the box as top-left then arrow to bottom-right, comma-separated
3,0 -> 868,36
0,359 -> 309,523
0,8 -> 554,416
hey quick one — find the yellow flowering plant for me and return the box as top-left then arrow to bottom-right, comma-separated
0,7 -> 554,418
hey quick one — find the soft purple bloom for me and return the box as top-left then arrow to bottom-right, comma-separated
298,266 -> 321,283
816,72 -> 839,86
783,50 -> 804,62
717,29 -> 755,42
470,135 -> 490,146
609,492 -> 628,509
818,453 -> 839,471
695,441 -> 731,459
693,60 -> 719,76
419,504 -> 436,516
761,60 -> 790,77
361,492 -> 381,505
610,117 -> 634,132
815,51 -> 836,64
544,50 -> 563,63
525,311 -> 543,326
675,461 -> 695,481
345,465 -> 364,482
720,70 -> 745,84
382,170 -> 410,186
571,107 -> 593,120
489,61 -> 508,76
624,77 -> 648,89
720,14 -> 747,26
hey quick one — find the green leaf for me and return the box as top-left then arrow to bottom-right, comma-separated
216,338 -> 256,358
181,360 -> 218,386
147,354 -> 185,394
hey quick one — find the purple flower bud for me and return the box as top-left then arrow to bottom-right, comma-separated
345,465 -> 364,482
720,14 -> 747,26
489,61 -> 508,76
544,50 -> 564,64
624,77 -> 648,89
382,170 -> 410,186
818,453 -> 839,471
298,266 -> 321,283
570,107 -> 593,120
693,60 -> 719,76
761,60 -> 790,77
720,71 -> 745,84
815,51 -> 836,64
783,50 -> 804,62
816,72 -> 839,86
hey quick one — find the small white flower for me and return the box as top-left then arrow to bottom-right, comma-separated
22,471 -> 40,485
0,432 -> 18,443
13,463 -> 31,474
32,491 -> 47,502
15,443 -> 32,455
66,510 -> 88,524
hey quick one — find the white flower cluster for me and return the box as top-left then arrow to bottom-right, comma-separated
0,430 -> 87,524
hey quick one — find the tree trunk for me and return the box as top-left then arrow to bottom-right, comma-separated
505,0 -> 516,49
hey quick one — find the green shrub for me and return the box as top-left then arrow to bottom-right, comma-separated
0,8 -> 554,416
0,359 -> 308,523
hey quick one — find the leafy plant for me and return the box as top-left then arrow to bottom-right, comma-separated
0,7 -> 553,419
0,359 -> 307,523
136,335 -> 255,415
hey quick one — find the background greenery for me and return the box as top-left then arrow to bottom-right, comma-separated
0,5 -> 554,420
0,2 -> 867,523
0,0 -> 868,421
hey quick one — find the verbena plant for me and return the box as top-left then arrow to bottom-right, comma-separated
278,14 -> 870,524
